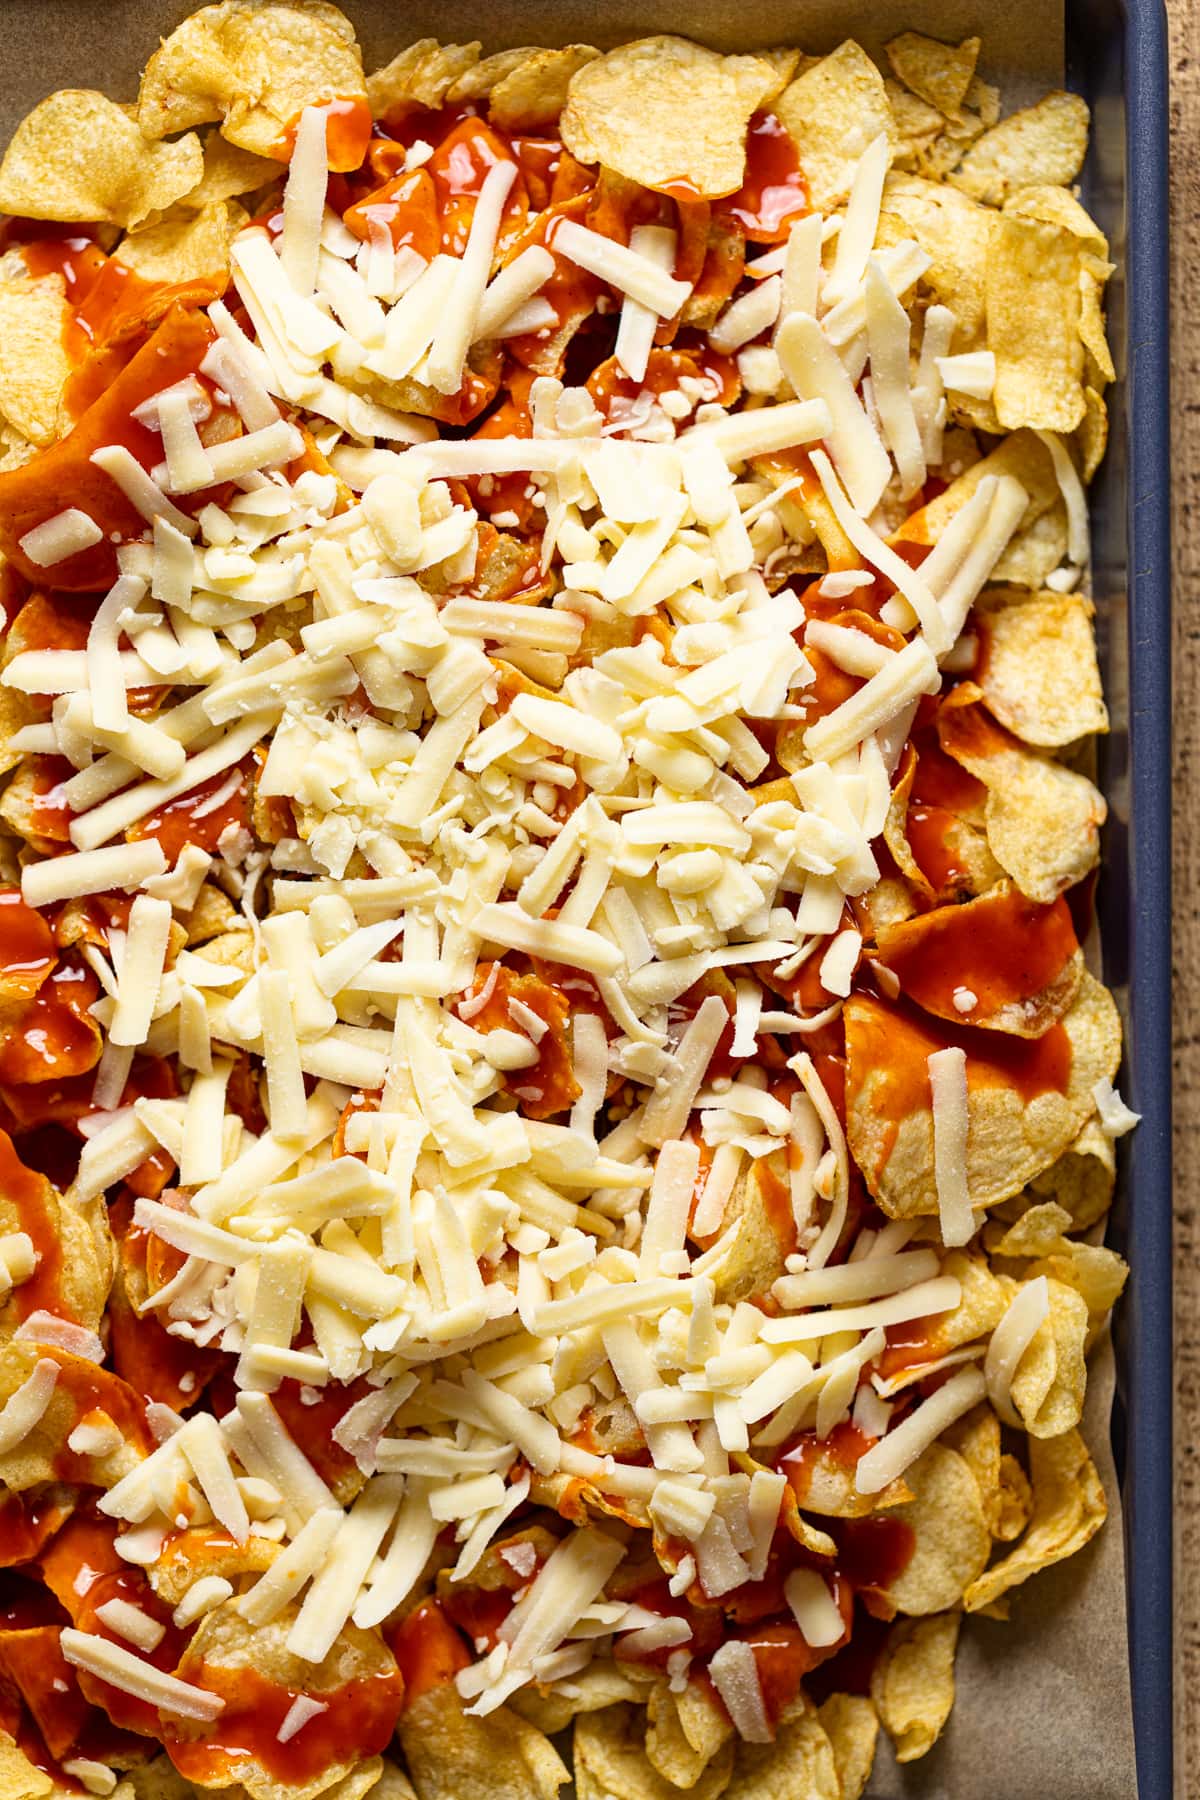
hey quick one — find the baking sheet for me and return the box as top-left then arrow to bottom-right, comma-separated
0,3 -> 1138,1794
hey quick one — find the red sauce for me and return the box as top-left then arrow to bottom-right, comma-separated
739,1622 -> 829,1726
74,1566 -> 186,1737
427,117 -> 528,256
0,1625 -> 93,1757
343,167 -> 441,258
388,1598 -> 470,1706
38,1511 -> 125,1621
128,764 -> 250,862
844,992 -> 1073,1187
875,887 -> 1080,1028
271,96 -> 373,172
107,1201 -> 220,1410
440,1582 -> 516,1651
458,961 -> 579,1119
0,961 -> 101,1087
781,1422 -> 874,1504
0,306 -> 215,589
267,1377 -> 369,1490
164,1656 -> 404,1788
0,1490 -> 72,1569
722,113 -> 809,242
827,1513 -> 917,1598
497,194 -> 602,371
587,344 -> 738,420
34,1348 -> 154,1480
0,890 -> 56,997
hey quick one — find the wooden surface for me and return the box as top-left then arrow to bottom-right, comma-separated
1172,0 -> 1199,1794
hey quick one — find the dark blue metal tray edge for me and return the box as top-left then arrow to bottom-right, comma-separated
1068,3 -> 1173,1795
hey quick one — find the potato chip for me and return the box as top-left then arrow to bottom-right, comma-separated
1004,183 -> 1108,258
1008,1275 -> 1089,1436
893,428 -> 1060,549
0,90 -> 203,228
182,132 -> 281,209
1027,1241 -> 1129,1328
706,1156 -> 791,1304
1077,385 -> 1110,482
0,281 -> 74,447
400,1682 -> 569,1800
0,1342 -> 142,1492
487,48 -> 601,131
646,1678 -> 733,1790
368,41 -> 483,118
815,1694 -> 877,1800
885,81 -> 946,166
936,690 -> 1106,902
167,1600 -> 402,1800
973,589 -> 1107,749
562,38 -> 794,201
774,42 -> 896,214
951,92 -> 1090,206
0,422 -> 35,473
0,1173 -> 111,1353
114,202 -> 240,287
722,1697 -> 839,1799
447,47 -> 539,100
150,1526 -> 280,1605
118,1756 -> 193,1800
880,1444 -> 991,1615
873,882 -> 1084,1036
789,1437 -> 912,1517
992,499 -> 1071,588
871,1610 -> 960,1761
0,1731 -> 52,1800
1027,1116 -> 1116,1229
964,1426 -> 1106,1611
510,1661 -> 650,1734
1078,256 -> 1117,385
988,212 -> 1087,433
575,1704 -> 732,1800
845,972 -> 1121,1220
876,174 -> 992,348
885,34 -> 980,121
138,1 -> 368,170
990,1200 -> 1074,1259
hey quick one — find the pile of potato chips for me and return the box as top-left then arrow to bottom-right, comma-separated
0,7 -> 1129,1800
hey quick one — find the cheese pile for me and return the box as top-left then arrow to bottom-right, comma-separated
3,107 -> 1088,1728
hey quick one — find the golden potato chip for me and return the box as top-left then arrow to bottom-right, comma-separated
1077,385 -> 1110,482
944,1401 -> 1002,1517
114,202 -> 240,287
936,691 -> 1106,902
646,1679 -> 733,1790
881,1444 -> 991,1615
1027,1240 -> 1129,1326
0,280 -> 73,447
0,90 -> 203,228
774,41 -> 896,213
167,1600 -> 402,1800
510,1661 -> 650,1734
118,1756 -> 193,1800
996,1451 -> 1035,1541
992,499 -> 1070,588
0,1731 -> 52,1800
1078,255 -> 1117,385
873,882 -> 1084,1037
787,1436 -> 912,1517
991,1200 -> 1075,1258
369,41 -> 482,118
885,81 -> 946,165
561,37 -> 787,200
913,108 -> 988,183
0,1342 -> 142,1492
447,47 -> 540,99
0,421 -> 35,473
816,1694 -> 878,1800
845,973 -> 1121,1220
988,212 -> 1087,433
185,882 -> 240,945
974,589 -> 1108,749
400,1682 -> 569,1800
150,1527 -> 281,1605
876,173 -> 992,348
894,428 -> 1059,549
576,1704 -> 732,1800
138,1 -> 368,170
706,1155 -> 790,1304
871,1611 -> 960,1761
1027,1116 -> 1116,1229
1009,1275 -> 1089,1436
486,47 -> 601,130
182,131 -> 281,208
885,33 -> 980,120
722,1697 -> 839,1799
1004,183 -> 1108,257
0,1176 -> 111,1353
951,91 -> 1090,205
964,1426 -> 1106,1610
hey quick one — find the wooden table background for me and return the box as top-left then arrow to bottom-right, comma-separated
1169,0 -> 1197,1792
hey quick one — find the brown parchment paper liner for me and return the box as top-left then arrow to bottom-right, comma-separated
0,2 -> 1135,1794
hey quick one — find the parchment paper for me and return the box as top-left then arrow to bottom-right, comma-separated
0,2 -> 1137,1793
